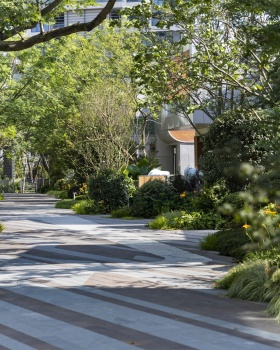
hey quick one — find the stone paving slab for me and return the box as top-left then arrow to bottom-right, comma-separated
0,193 -> 279,350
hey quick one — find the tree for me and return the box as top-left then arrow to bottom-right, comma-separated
122,0 -> 280,124
76,79 -> 136,172
0,0 -> 116,52
2,24 -> 141,180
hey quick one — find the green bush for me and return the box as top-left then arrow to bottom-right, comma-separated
216,257 -> 280,322
38,184 -> 52,194
72,200 -> 97,214
55,199 -> 76,209
75,195 -> 88,201
192,182 -> 229,212
170,174 -> 188,194
215,229 -> 251,261
147,215 -> 168,229
199,110 -> 272,192
175,192 -> 196,212
216,259 -> 275,301
0,223 -> 4,232
111,207 -> 131,218
216,260 -> 251,290
88,169 -> 135,213
267,268 -> 280,322
268,291 -> 280,323
217,258 -> 279,299
0,193 -> 3,200
130,180 -> 177,218
199,228 -> 251,261
148,210 -> 225,230
200,232 -> 220,251
147,211 -> 183,229
245,246 -> 280,268
0,180 -> 21,193
227,260 -> 275,302
222,192 -> 245,211
173,211 -> 225,230
47,190 -> 68,199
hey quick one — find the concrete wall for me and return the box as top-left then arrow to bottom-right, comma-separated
155,137 -> 174,174
179,143 -> 195,174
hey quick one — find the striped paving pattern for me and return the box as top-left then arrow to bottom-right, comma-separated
0,193 -> 279,349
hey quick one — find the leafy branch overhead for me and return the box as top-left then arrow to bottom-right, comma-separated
0,0 -> 116,51
122,0 -> 280,120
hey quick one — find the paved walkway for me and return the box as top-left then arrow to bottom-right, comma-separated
0,193 -> 279,350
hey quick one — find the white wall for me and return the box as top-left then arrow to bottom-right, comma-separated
155,137 -> 174,174
179,143 -> 195,174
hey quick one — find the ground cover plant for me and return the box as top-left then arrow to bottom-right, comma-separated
212,199 -> 280,322
47,190 -> 68,199
146,181 -> 241,230
111,207 -> 132,219
216,247 -> 280,322
72,200 -> 99,215
147,211 -> 225,230
55,199 -> 77,209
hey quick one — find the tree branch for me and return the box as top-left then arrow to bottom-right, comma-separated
0,0 -> 116,52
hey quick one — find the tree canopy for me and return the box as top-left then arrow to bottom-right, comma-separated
122,0 -> 280,123
1,23 -> 142,180
0,0 -> 116,51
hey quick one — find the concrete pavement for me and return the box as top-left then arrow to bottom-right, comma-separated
0,193 -> 279,350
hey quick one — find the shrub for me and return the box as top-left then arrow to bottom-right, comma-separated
0,180 -> 21,193
111,207 -> 131,218
267,268 -> 280,322
0,223 -> 4,232
55,199 -> 76,209
130,180 -> 177,218
38,184 -> 52,194
199,110 -> 272,192
147,211 -> 183,229
47,190 -> 68,199
215,229 -> 251,261
147,215 -> 168,229
199,228 -> 251,261
0,193 -> 3,200
175,192 -> 196,212
148,210 -> 225,230
170,174 -> 188,194
216,259 -> 275,300
67,185 -> 82,199
72,200 -> 97,214
268,291 -> 280,323
245,246 -> 280,268
200,232 -> 220,251
216,261 -> 250,290
75,195 -> 88,201
192,181 -> 229,212
216,257 -> 280,322
222,192 -> 245,211
173,211 -> 225,230
88,169 -> 135,213
226,259 -> 275,302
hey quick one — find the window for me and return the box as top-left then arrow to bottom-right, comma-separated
109,10 -> 121,20
31,14 -> 64,32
